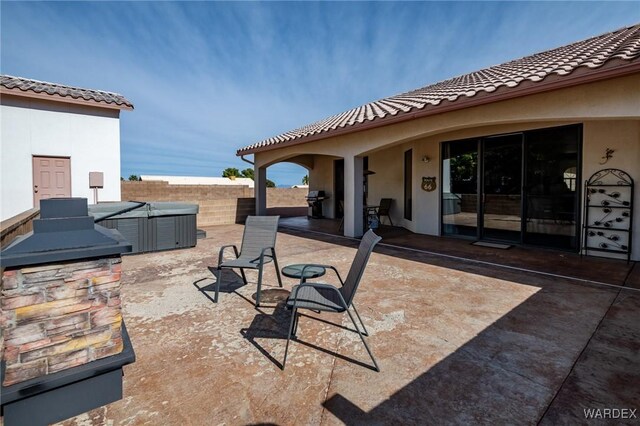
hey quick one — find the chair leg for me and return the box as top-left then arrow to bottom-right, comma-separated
345,308 -> 379,372
256,265 -> 264,307
283,308 -> 298,370
272,251 -> 283,288
292,311 -> 299,336
388,215 -> 393,226
215,267 -> 222,303
239,268 -> 248,285
350,303 -> 369,337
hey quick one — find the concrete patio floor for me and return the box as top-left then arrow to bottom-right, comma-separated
60,223 -> 639,425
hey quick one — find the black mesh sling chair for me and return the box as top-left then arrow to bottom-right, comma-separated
283,229 -> 382,371
377,198 -> 393,226
215,216 -> 283,307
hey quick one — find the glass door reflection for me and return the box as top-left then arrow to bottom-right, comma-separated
481,134 -> 522,242
442,139 -> 478,237
524,125 -> 580,249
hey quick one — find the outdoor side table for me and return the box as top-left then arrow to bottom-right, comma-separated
282,264 -> 326,282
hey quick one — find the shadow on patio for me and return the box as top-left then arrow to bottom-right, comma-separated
274,216 -> 640,423
77,222 -> 639,425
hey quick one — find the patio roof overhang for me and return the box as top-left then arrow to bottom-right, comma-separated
237,24 -> 640,157
237,59 -> 640,157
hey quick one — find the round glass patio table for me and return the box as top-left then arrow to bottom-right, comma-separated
281,264 -> 326,282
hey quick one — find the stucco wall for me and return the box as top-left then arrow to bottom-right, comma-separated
368,144 -> 406,227
0,95 -> 122,220
308,156 -> 337,218
582,121 -> 640,260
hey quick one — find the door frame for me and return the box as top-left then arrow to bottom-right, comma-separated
441,124 -> 583,250
478,132 -> 524,243
32,155 -> 72,207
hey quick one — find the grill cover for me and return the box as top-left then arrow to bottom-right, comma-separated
1,198 -> 132,268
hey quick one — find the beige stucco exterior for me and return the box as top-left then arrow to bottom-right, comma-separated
253,74 -> 640,260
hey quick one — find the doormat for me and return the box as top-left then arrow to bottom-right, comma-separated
471,241 -> 512,250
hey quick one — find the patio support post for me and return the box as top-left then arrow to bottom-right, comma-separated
255,165 -> 267,215
344,155 -> 364,238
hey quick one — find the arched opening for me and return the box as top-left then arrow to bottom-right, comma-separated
266,162 -> 309,189
263,162 -> 310,217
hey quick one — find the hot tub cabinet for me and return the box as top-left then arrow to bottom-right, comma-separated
89,202 -> 199,254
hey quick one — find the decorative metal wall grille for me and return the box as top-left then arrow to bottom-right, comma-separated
583,168 -> 634,262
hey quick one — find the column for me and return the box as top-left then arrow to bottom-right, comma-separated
344,155 -> 364,237
255,166 -> 267,215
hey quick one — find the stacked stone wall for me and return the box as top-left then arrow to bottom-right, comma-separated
1,257 -> 123,386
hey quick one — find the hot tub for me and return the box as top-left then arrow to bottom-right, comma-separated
89,202 -> 199,254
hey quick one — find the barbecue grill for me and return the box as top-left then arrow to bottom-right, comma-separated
1,198 -> 135,425
306,190 -> 328,219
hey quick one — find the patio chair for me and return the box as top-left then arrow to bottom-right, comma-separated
215,215 -> 283,307
377,198 -> 393,226
283,229 -> 382,371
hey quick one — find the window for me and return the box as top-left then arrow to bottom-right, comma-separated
404,149 -> 412,221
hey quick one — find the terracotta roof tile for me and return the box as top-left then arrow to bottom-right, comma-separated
0,75 -> 133,109
238,24 -> 640,155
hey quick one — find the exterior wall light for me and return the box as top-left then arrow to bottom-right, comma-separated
421,155 -> 431,163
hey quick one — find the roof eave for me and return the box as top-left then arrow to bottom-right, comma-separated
0,87 -> 134,111
237,59 -> 640,156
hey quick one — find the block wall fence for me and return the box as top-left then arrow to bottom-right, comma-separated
121,181 -> 307,226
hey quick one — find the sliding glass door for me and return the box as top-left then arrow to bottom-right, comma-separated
442,139 -> 478,237
441,124 -> 581,250
481,134 -> 523,242
524,126 -> 581,249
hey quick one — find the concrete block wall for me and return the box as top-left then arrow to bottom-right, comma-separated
121,181 -> 253,202
197,198 -> 256,227
265,188 -> 309,207
121,181 -> 307,226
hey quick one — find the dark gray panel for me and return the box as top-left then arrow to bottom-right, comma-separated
175,215 -> 197,248
3,369 -> 122,426
154,217 -> 176,251
90,214 -> 196,254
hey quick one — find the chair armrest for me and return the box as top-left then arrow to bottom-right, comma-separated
257,246 -> 276,264
218,244 -> 240,266
299,264 -> 344,286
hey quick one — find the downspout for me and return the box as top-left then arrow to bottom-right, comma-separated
240,155 -> 254,165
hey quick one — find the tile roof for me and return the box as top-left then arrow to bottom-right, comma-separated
238,24 -> 640,155
0,75 -> 133,110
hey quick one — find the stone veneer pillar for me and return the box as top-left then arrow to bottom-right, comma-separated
1,256 -> 123,386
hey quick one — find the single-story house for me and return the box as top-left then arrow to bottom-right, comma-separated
237,24 -> 640,260
0,75 -> 133,221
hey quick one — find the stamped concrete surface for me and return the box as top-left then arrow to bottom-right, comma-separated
58,224 -> 639,425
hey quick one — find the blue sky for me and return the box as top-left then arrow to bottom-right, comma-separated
2,2 -> 639,186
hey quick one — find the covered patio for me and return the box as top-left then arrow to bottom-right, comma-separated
63,223 -> 640,425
